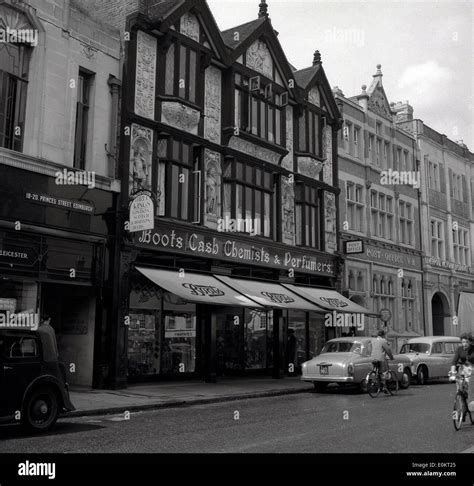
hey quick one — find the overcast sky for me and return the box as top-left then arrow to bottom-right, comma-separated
208,0 -> 473,151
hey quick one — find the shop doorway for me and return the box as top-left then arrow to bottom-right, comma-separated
432,292 -> 449,336
41,283 -> 96,386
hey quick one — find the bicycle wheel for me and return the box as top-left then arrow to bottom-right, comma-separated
386,370 -> 398,395
452,393 -> 465,431
367,371 -> 380,398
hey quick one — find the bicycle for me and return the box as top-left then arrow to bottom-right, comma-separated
450,367 -> 473,431
366,359 -> 398,398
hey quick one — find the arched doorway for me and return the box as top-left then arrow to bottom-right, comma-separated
432,292 -> 449,336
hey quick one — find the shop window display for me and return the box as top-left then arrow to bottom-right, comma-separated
0,280 -> 38,322
244,309 -> 268,369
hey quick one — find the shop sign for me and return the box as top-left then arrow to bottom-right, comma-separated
344,240 -> 364,254
25,192 -> 94,214
182,283 -> 225,297
261,292 -> 295,304
364,244 -> 421,270
0,298 -> 16,312
0,241 -> 38,267
424,256 -> 474,275
129,191 -> 154,233
164,330 -> 196,338
379,308 -> 392,322
135,226 -> 336,277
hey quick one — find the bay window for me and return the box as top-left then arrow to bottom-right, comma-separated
164,41 -> 199,104
159,137 -> 200,222
0,42 -> 29,151
295,183 -> 321,248
298,107 -> 321,157
223,160 -> 273,237
234,73 -> 284,146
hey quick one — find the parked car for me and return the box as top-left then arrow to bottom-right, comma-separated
0,329 -> 75,432
301,337 -> 412,392
398,336 -> 461,385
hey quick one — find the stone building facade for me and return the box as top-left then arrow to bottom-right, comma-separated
81,0 -> 356,388
335,66 -> 424,352
0,0 -> 122,386
397,114 -> 474,338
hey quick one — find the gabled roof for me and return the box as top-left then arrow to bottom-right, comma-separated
293,64 -> 321,89
366,64 -> 393,120
221,17 -> 266,49
149,0 -> 229,62
293,56 -> 341,122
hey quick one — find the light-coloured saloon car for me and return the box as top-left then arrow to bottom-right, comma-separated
398,336 -> 461,385
301,337 -> 412,392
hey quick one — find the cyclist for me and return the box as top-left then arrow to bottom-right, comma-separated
372,329 -> 394,392
449,332 -> 474,383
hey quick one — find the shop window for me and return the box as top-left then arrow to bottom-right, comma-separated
0,280 -> 38,318
245,309 -> 268,370
348,271 -> 355,290
234,73 -> 284,146
287,310 -> 307,372
73,69 -> 94,170
223,160 -> 273,237
0,41 -> 30,151
295,183 -> 321,248
357,272 -> 364,292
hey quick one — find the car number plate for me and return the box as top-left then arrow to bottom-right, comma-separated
319,365 -> 329,375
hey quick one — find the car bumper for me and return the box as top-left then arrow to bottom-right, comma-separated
301,375 -> 354,383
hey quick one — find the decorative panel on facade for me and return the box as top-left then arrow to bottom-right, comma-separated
281,176 -> 295,246
324,191 -> 337,254
161,101 -> 200,135
246,39 -> 273,79
322,125 -> 333,185
204,66 -> 222,144
228,136 -> 280,166
297,156 -> 323,179
281,106 -> 294,171
129,124 -> 153,196
135,31 -> 157,120
180,11 -> 200,42
204,149 -> 222,229
308,86 -> 320,107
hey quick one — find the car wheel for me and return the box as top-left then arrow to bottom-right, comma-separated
417,366 -> 428,385
359,378 -> 368,393
22,386 -> 60,433
399,368 -> 412,389
313,382 -> 327,393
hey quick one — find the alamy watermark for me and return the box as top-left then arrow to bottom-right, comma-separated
380,169 -> 420,189
0,27 -> 38,47
325,311 -> 365,331
55,169 -> 96,189
0,311 -> 39,330
217,217 -> 260,236
316,27 -> 365,48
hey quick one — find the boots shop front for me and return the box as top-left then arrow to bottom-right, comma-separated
125,222 -> 369,383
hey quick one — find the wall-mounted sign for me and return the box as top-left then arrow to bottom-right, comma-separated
424,256 -> 474,275
0,298 -> 16,312
379,308 -> 392,322
129,191 -> 155,233
344,240 -> 364,254
25,192 -> 94,214
364,244 -> 422,270
135,223 -> 336,277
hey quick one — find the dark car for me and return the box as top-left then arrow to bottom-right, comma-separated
0,329 -> 75,432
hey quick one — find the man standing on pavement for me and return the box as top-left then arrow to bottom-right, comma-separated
372,329 -> 394,390
38,314 -> 59,362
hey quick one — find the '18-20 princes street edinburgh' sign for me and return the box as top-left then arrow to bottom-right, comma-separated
135,227 -> 336,276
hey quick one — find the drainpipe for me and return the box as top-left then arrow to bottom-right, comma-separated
107,75 -> 122,179
415,147 -> 427,336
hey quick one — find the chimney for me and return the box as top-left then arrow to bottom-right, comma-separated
356,85 -> 369,112
392,100 -> 414,122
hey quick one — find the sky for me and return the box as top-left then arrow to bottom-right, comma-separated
207,0 -> 474,151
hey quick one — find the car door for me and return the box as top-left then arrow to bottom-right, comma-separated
430,342 -> 444,378
2,333 -> 42,414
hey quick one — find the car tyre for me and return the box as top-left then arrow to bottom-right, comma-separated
359,378 -> 368,393
22,386 -> 60,433
417,366 -> 428,385
313,382 -> 327,393
399,368 -> 412,389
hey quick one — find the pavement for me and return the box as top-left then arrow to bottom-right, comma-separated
67,376 -> 314,417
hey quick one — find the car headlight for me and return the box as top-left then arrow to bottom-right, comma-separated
347,363 -> 354,375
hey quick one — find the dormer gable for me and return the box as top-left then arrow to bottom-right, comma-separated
366,64 -> 393,120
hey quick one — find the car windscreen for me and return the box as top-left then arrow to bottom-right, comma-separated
399,343 -> 430,354
322,341 -> 362,354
